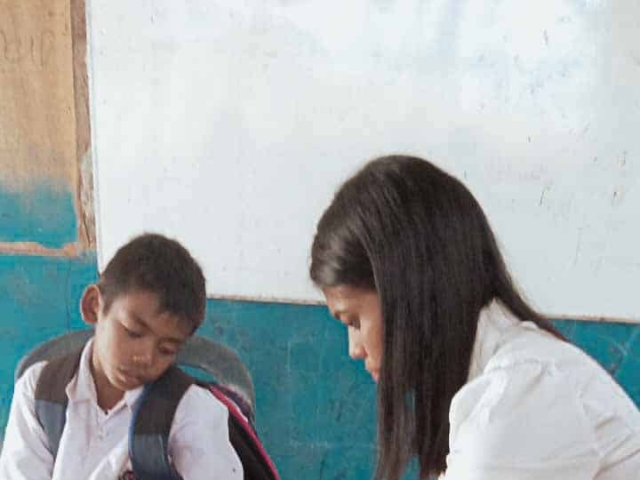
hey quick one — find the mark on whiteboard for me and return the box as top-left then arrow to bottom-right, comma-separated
539,185 -> 551,206
594,255 -> 604,274
543,29 -> 549,46
573,228 -> 583,266
611,187 -> 626,207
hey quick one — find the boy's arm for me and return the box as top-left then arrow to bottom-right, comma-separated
169,385 -> 243,480
0,362 -> 54,480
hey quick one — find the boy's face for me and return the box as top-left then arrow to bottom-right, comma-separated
81,286 -> 192,405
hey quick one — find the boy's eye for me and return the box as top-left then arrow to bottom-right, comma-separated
123,326 -> 143,339
158,347 -> 178,357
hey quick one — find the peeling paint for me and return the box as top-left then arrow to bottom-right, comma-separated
71,0 -> 95,250
0,0 -> 78,188
78,150 -> 95,249
0,241 -> 80,257
0,0 -> 93,252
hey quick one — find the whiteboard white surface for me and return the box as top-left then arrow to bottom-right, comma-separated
88,0 -> 640,322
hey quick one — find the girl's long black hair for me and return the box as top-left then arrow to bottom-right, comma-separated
310,155 -> 561,479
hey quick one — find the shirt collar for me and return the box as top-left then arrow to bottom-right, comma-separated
467,300 -> 523,382
65,337 -> 144,409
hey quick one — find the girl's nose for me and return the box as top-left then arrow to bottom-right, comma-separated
348,327 -> 365,360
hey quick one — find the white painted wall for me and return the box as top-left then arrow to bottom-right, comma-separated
88,0 -> 640,322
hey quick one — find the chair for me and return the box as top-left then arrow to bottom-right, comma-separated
14,329 -> 280,480
15,329 -> 256,415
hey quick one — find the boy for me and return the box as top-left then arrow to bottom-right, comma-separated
0,233 -> 243,480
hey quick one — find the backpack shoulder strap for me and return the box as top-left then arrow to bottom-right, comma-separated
209,385 -> 280,480
33,347 -> 84,458
129,365 -> 193,480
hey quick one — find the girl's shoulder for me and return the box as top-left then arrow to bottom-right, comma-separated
448,325 -> 640,475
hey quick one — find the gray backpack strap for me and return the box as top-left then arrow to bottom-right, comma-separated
130,365 -> 194,480
33,348 -> 84,458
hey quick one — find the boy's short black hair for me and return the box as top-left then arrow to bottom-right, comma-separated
97,233 -> 206,332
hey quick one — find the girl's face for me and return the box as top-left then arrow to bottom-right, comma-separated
322,285 -> 383,382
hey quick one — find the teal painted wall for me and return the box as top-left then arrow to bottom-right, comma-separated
1,253 -> 638,479
200,302 -> 640,479
0,254 -> 97,430
0,183 -> 78,248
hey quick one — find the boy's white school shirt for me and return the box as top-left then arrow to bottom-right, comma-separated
0,339 -> 243,480
442,301 -> 640,480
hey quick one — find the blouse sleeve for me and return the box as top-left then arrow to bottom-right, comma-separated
443,361 -> 600,480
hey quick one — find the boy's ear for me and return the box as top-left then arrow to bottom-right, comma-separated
80,285 -> 102,326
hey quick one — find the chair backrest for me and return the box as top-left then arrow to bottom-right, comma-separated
15,329 -> 256,414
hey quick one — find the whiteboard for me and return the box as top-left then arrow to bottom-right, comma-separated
88,0 -> 640,322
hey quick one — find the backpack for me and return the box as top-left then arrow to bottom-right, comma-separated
19,332 -> 279,480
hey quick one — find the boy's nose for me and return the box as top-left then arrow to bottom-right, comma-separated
132,349 -> 153,368
347,327 -> 365,360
